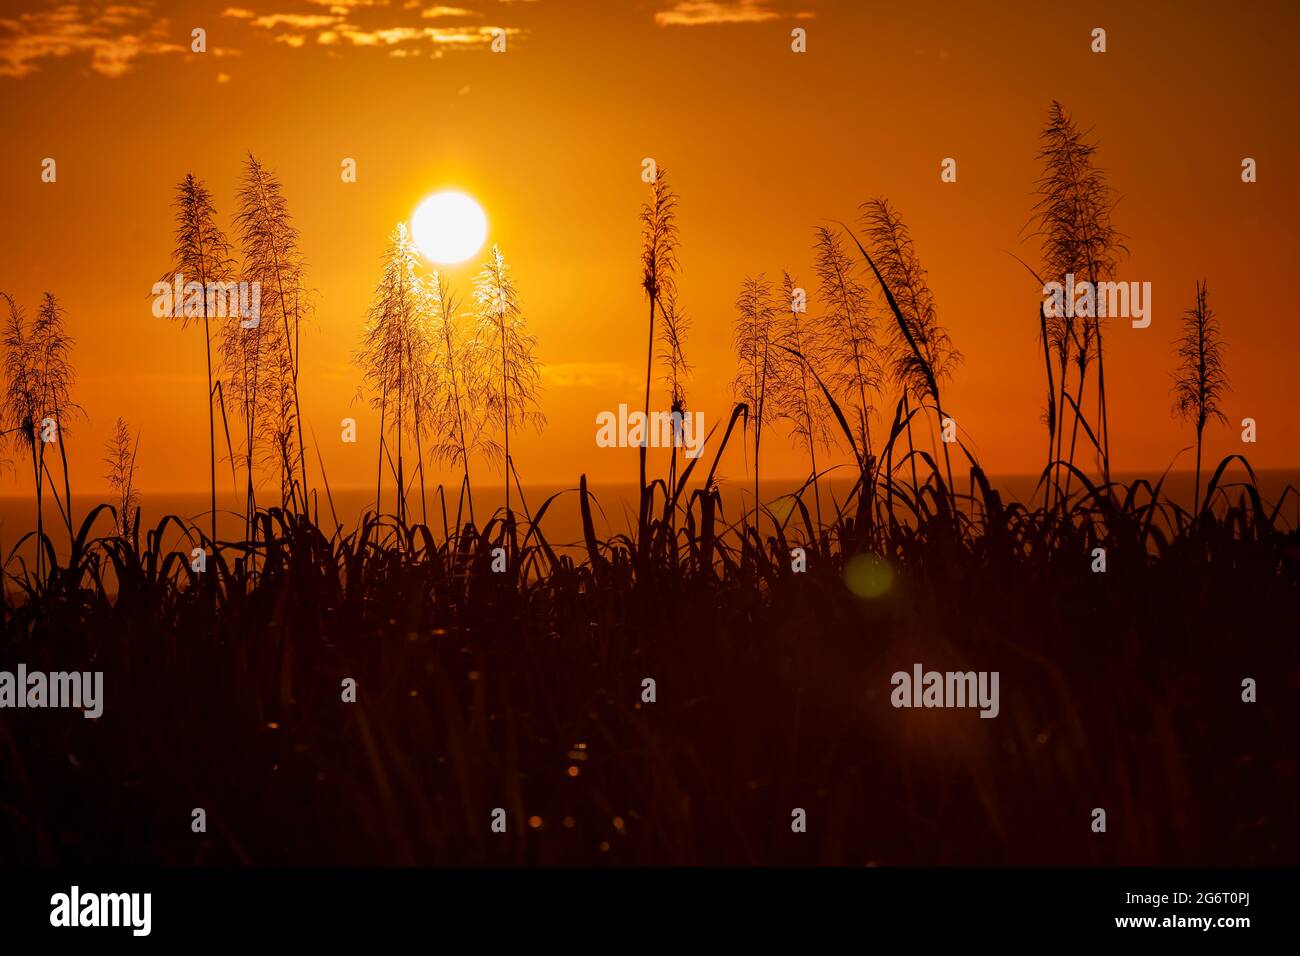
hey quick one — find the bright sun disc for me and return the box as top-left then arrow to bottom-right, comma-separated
411,191 -> 488,265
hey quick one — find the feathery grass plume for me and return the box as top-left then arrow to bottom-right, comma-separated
1032,101 -> 1125,489
404,275 -> 437,527
218,266 -> 282,536
425,269 -> 498,528
236,153 -> 310,511
31,292 -> 80,540
859,198 -> 960,501
657,287 -> 692,511
730,274 -> 782,524
658,287 -> 691,419
775,271 -> 834,523
264,348 -> 301,511
1172,280 -> 1229,515
1,293 -> 46,574
164,174 -> 234,542
1,294 -> 37,450
103,416 -> 141,541
356,222 -> 434,526
1,292 -> 79,563
813,225 -> 880,466
473,243 -> 544,517
638,167 -> 679,540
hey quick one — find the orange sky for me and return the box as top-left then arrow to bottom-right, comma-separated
1,0 -> 1297,501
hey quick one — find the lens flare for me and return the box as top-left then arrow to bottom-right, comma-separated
844,554 -> 893,599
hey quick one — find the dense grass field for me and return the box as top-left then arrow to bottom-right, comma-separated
2,457 -> 1296,865
2,102 -> 1295,866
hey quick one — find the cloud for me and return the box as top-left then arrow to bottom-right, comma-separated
654,0 -> 810,27
250,13 -> 342,29
304,0 -> 390,7
100,5 -> 150,26
424,24 -> 512,44
420,5 -> 477,16
0,2 -> 187,78
328,23 -> 512,46
336,24 -> 421,45
0,0 -> 508,78
217,3 -> 521,54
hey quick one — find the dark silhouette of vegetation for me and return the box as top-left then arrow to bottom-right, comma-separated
1,114 -> 1295,867
1,425 -> 1294,864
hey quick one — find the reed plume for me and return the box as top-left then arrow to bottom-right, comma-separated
426,269 -> 498,528
775,271 -> 833,522
473,244 -> 544,518
731,274 -> 782,524
1,291 -> 79,565
103,416 -> 141,541
657,287 -> 692,507
265,347 -> 301,512
356,222 -> 433,526
1,293 -> 44,574
31,292 -> 79,539
813,225 -> 880,467
236,153 -> 310,511
218,267 -> 280,535
164,173 -> 233,542
859,198 -> 960,501
1032,101 -> 1125,490
658,287 -> 691,422
638,168 -> 679,539
1172,280 -> 1229,515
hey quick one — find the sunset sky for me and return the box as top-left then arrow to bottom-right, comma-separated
1,0 -> 1297,501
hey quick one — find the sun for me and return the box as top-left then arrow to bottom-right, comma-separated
410,190 -> 488,265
